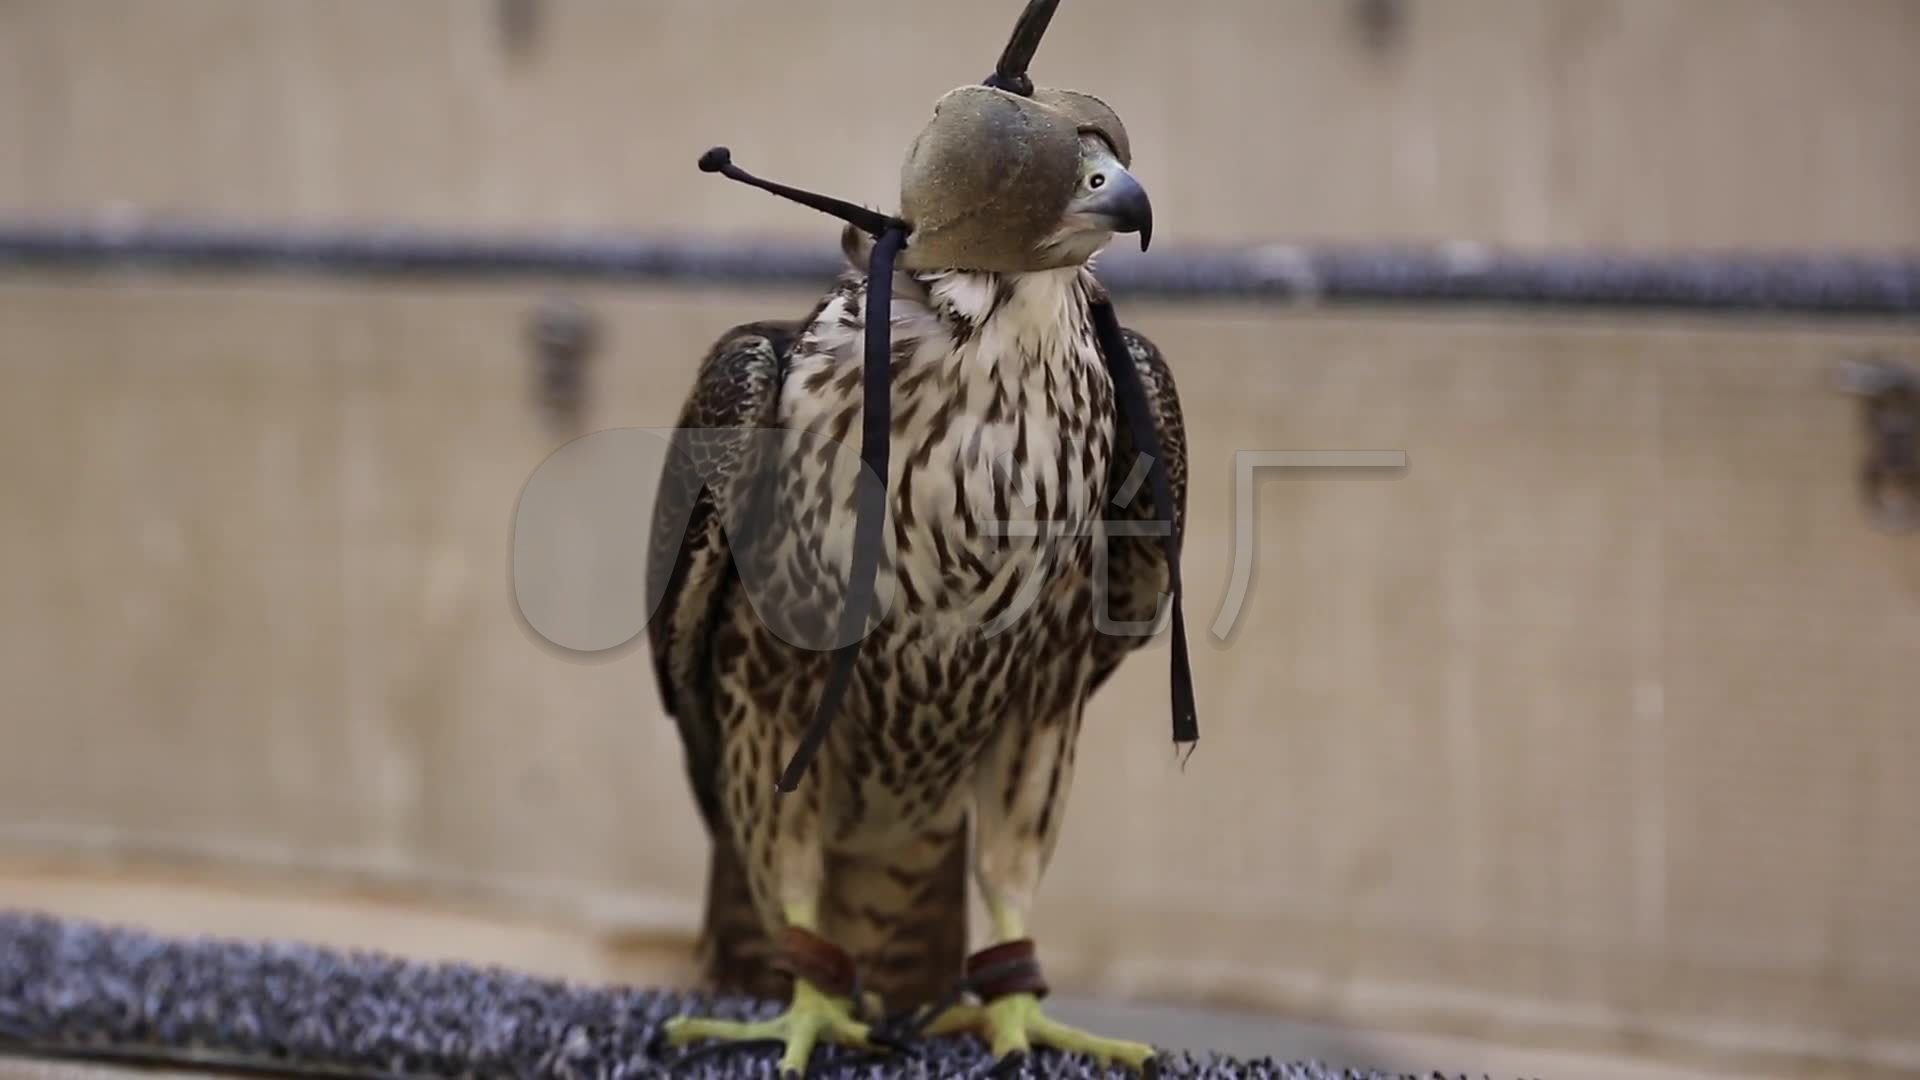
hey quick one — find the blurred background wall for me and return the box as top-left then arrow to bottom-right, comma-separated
2,2 -> 1918,1077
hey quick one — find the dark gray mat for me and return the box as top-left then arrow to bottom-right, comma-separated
0,910 -> 1451,1079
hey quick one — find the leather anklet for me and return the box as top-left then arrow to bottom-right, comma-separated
771,926 -> 858,999
964,938 -> 1049,1001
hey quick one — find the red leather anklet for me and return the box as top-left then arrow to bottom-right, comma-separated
770,926 -> 858,999
964,938 -> 1050,1001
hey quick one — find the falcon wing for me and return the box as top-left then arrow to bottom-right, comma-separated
646,319 -> 798,834
1088,325 -> 1189,696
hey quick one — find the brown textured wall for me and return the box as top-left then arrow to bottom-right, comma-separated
2,0 -> 1918,247
3,1 -> 1920,1076
3,279 -> 1918,1073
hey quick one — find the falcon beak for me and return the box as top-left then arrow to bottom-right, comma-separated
1090,166 -> 1154,252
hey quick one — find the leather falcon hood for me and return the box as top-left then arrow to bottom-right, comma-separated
898,84 -> 1133,272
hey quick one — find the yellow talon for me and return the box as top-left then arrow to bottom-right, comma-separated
664,977 -> 877,1076
925,992 -> 1159,1075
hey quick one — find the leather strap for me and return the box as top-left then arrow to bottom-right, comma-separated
770,926 -> 858,999
964,938 -> 1050,1001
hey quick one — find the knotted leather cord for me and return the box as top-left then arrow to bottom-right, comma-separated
694,148 -> 910,794
778,223 -> 908,792
1090,297 -> 1199,752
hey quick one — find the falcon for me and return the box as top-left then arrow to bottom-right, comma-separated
646,3 -> 1192,1074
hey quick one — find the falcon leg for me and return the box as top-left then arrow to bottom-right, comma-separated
922,905 -> 1159,1075
916,711 -> 1159,1074
663,909 -> 882,1077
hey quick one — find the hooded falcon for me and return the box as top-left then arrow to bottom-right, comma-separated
647,4 -> 1191,1074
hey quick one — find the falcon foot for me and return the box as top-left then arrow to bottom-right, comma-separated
927,992 -> 1160,1076
663,977 -> 882,1077
921,939 -> 1161,1076
662,927 -> 900,1078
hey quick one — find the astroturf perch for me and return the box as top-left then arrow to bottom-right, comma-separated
0,911 -> 1444,1079
645,0 -> 1198,1076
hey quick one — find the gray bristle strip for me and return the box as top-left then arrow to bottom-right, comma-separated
0,910 -> 1438,1079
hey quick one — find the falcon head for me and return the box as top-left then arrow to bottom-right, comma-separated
1037,131 -> 1154,266
897,84 -> 1151,273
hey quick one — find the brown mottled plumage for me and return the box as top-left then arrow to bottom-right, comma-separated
646,235 -> 1186,1011
651,4 -> 1186,1067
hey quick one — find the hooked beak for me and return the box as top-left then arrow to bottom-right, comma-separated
1090,166 -> 1154,252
